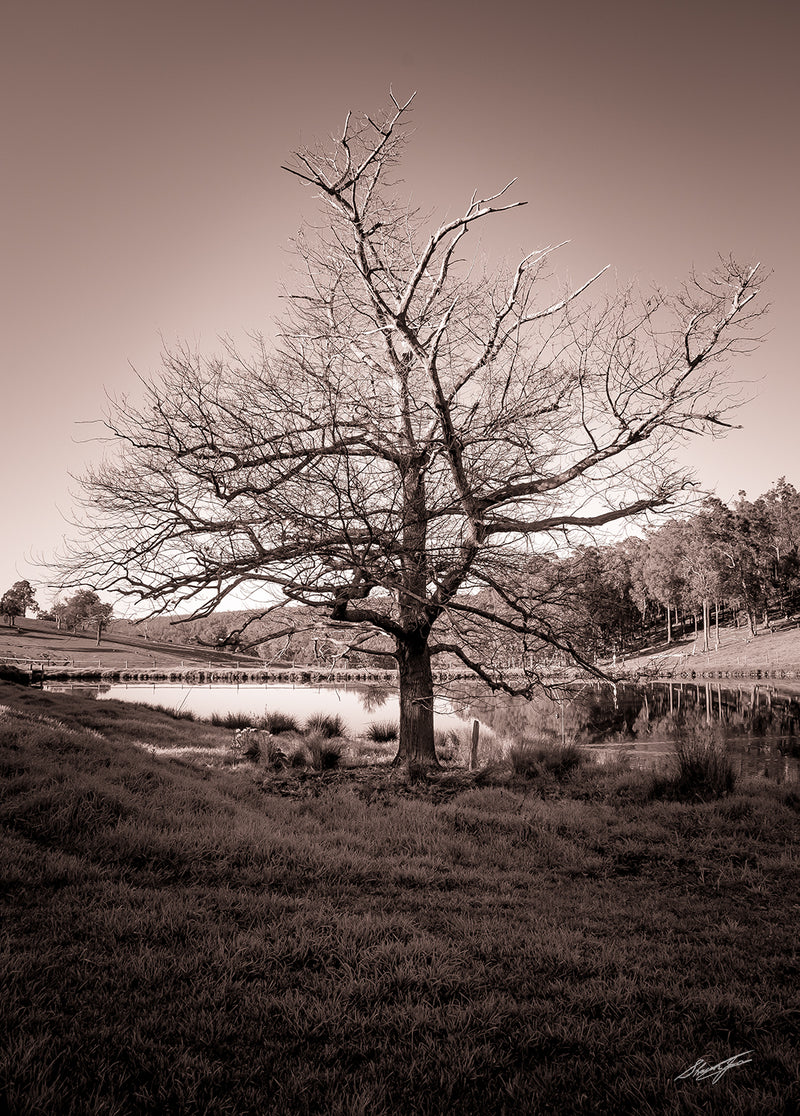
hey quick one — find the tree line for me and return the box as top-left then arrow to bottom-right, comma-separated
1,583 -> 112,645
565,477 -> 800,659
115,475 -> 799,669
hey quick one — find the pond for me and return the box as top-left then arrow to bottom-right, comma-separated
49,677 -> 800,782
463,678 -> 800,783
92,679 -> 470,738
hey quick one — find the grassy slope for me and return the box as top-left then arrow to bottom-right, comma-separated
0,619 -> 261,671
616,617 -> 800,676
4,614 -> 800,680
2,683 -> 799,1115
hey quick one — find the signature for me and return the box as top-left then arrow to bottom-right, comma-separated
675,1051 -> 753,1084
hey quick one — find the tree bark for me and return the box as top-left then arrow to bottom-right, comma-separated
393,635 -> 440,769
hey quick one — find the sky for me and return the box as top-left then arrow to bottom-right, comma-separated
2,0 -> 798,609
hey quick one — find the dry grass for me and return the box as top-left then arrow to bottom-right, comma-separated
620,618 -> 800,677
2,681 -> 799,1115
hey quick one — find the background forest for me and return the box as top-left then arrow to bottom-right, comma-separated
103,478 -> 800,668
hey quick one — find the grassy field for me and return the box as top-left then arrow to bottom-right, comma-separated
2,682 -> 799,1114
615,616 -> 800,677
0,619 -> 262,674
2,615 -> 800,685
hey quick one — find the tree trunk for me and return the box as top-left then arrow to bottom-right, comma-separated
701,598 -> 710,652
666,603 -> 672,645
393,635 -> 440,769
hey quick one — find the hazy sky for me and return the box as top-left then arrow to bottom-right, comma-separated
2,0 -> 798,607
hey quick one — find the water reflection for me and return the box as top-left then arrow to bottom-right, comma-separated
74,680 -> 475,739
358,684 -> 393,713
463,680 -> 800,782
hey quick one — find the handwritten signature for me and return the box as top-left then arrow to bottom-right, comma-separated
675,1051 -> 753,1084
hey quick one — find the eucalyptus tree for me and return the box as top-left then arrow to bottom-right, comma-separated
643,522 -> 689,644
739,480 -> 800,618
60,94 -> 766,767
681,510 -> 726,650
53,590 -> 113,644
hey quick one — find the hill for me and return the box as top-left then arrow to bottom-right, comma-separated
612,615 -> 800,680
3,610 -> 799,686
0,617 -> 262,675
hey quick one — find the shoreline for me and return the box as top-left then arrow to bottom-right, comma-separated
30,664 -> 800,688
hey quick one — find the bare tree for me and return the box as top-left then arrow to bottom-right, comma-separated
59,94 -> 766,767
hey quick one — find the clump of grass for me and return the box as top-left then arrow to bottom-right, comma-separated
261,710 -> 300,735
366,720 -> 399,743
306,732 -> 342,771
305,712 -> 346,739
651,732 -> 737,800
508,738 -> 586,780
288,745 -> 309,768
150,702 -> 196,722
210,710 -> 253,730
435,728 -> 463,763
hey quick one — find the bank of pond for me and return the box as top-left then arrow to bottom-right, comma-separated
44,677 -> 800,783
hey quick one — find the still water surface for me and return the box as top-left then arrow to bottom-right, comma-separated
57,677 -> 800,782
94,680 -> 465,736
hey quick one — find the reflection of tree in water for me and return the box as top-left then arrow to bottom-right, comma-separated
457,680 -> 800,756
357,686 -> 394,713
468,685 -> 637,744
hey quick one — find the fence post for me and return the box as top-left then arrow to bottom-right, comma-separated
470,720 -> 480,771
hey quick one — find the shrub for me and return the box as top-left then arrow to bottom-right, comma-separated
261,710 -> 300,735
233,727 -> 266,762
307,732 -> 342,771
508,738 -> 586,780
305,712 -> 346,739
366,720 -> 399,743
655,733 -> 737,800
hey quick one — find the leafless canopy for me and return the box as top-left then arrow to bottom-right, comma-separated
60,94 -> 766,764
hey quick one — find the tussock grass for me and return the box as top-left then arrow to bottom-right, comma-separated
434,727 -> 463,762
507,737 -> 587,780
287,743 -> 309,767
366,719 -> 399,742
306,732 -> 343,771
261,709 -> 300,735
645,727 -> 738,802
149,701 -> 196,721
670,733 -> 737,799
304,711 -> 346,739
2,681 -> 799,1115
209,709 -> 253,730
